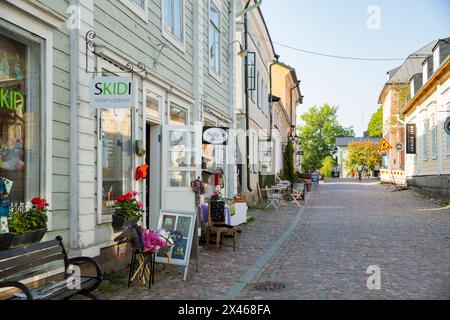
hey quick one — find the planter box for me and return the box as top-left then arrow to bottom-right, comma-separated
0,228 -> 47,251
112,215 -> 140,230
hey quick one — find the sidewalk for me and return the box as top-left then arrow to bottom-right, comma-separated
96,199 -> 306,300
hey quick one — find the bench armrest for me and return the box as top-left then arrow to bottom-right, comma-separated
67,256 -> 102,281
0,281 -> 33,300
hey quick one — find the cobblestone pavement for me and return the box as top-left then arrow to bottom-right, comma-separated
238,179 -> 450,300
96,199 -> 302,300
97,179 -> 450,300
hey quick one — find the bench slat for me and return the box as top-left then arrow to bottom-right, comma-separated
0,253 -> 65,280
0,240 -> 60,261
0,246 -> 63,271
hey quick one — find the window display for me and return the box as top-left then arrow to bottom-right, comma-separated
0,30 -> 41,204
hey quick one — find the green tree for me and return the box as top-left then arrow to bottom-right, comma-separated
367,106 -> 383,137
345,141 -> 382,172
320,156 -> 336,178
298,104 -> 354,172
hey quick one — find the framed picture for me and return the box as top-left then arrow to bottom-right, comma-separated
155,210 -> 196,268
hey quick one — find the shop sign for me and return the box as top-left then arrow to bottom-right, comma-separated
202,127 -> 229,145
406,123 -> 416,154
444,117 -> 450,136
91,76 -> 135,108
395,143 -> 404,152
0,87 -> 24,111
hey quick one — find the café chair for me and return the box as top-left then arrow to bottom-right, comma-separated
206,200 -> 237,251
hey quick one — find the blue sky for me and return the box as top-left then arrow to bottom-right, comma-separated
261,0 -> 450,136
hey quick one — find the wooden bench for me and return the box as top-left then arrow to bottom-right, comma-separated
0,236 -> 102,300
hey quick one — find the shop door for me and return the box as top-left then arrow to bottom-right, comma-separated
161,125 -> 202,212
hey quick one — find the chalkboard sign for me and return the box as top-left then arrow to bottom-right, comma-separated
406,123 -> 416,154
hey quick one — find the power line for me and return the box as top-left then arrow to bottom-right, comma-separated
249,32 -> 423,62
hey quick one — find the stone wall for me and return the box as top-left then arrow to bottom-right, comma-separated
407,175 -> 450,201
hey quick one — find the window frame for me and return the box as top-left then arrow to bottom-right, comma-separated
446,103 -> 450,156
119,0 -> 149,22
162,0 -> 186,52
421,120 -> 428,162
433,46 -> 440,73
208,0 -> 222,81
430,126 -> 436,160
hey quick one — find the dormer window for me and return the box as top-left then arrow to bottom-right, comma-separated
422,61 -> 428,86
422,61 -> 428,85
410,77 -> 415,98
433,45 -> 440,73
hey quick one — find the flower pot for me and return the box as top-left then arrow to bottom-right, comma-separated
0,229 -> 48,251
112,215 -> 141,230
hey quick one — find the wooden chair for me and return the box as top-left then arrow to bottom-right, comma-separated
206,201 -> 237,251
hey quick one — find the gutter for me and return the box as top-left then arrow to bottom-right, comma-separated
236,0 -> 263,17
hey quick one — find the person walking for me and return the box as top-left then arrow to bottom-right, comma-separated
364,165 -> 369,179
357,164 -> 363,181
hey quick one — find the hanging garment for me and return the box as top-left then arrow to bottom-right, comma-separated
1,216 -> 9,234
0,179 -> 11,218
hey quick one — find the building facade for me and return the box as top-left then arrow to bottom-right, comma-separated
402,38 -> 450,199
0,0 -> 239,262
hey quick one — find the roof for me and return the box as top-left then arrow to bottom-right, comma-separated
378,40 -> 438,103
336,137 -> 382,147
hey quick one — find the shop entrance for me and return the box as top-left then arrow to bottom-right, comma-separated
145,121 -> 161,229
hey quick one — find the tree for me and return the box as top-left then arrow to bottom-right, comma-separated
320,156 -> 336,178
367,106 -> 383,137
298,104 -> 354,172
280,142 -> 296,182
345,140 -> 381,172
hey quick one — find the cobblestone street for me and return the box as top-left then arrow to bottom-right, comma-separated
97,179 -> 450,300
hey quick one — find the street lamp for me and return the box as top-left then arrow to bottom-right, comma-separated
229,40 -> 248,58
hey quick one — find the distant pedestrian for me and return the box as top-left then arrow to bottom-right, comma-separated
357,164 -> 363,181
364,165 -> 369,178
337,165 -> 341,179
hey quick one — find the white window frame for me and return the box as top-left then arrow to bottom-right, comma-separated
208,0 -> 222,81
96,59 -> 138,224
421,120 -> 428,161
0,6 -> 53,230
410,78 -> 415,98
119,0 -> 149,22
430,126 -> 436,160
162,0 -> 186,52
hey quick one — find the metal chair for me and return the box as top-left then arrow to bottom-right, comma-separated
265,187 -> 281,210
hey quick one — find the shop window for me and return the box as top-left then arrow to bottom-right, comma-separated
259,140 -> 273,172
169,103 -> 188,125
145,93 -> 161,121
101,107 -> 133,214
209,0 -> 221,77
163,0 -> 184,44
0,30 -> 41,205
168,130 -> 196,188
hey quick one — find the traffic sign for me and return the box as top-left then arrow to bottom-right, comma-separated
445,117 -> 450,136
379,138 -> 393,152
395,143 -> 404,152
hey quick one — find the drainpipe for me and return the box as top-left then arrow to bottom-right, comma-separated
243,3 -> 252,193
290,80 -> 301,131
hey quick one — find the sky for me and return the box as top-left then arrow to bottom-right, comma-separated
260,0 -> 450,136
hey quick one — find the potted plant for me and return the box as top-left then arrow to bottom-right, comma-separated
112,191 -> 144,229
0,198 -> 49,250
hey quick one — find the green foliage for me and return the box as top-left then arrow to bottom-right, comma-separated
98,271 -> 125,294
320,156 -> 336,178
114,192 -> 144,219
298,104 -> 354,172
345,141 -> 382,172
9,208 -> 48,233
368,106 -> 383,137
281,142 -> 296,183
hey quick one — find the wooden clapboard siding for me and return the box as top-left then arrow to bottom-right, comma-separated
202,0 -> 232,116
93,0 -> 195,95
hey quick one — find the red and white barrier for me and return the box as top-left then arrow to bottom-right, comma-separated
380,169 -> 407,186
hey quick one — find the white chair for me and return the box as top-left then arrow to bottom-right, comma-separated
291,183 -> 305,208
265,187 -> 281,210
